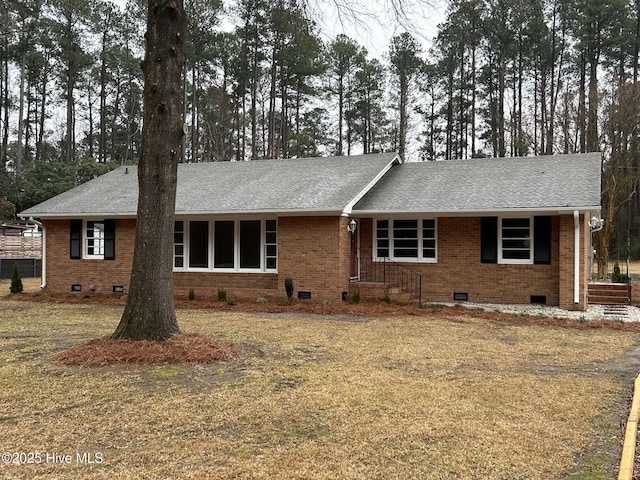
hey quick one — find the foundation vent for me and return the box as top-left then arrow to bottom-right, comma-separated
530,295 -> 546,304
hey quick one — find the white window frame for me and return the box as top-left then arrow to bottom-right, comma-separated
173,218 -> 277,273
498,217 -> 533,264
84,220 -> 105,259
174,221 -> 185,269
373,218 -> 437,263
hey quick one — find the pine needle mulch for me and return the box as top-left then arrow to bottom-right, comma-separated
52,334 -> 241,367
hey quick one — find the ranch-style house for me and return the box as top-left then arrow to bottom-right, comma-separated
19,152 -> 602,310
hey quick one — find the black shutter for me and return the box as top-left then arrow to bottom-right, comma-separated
480,217 -> 498,263
104,219 -> 116,260
534,216 -> 552,264
70,219 -> 82,259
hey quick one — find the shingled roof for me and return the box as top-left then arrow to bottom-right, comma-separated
353,153 -> 601,214
20,153 -> 399,218
19,152 -> 601,219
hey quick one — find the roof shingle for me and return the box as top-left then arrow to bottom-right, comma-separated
19,153 -> 601,218
353,153 -> 601,214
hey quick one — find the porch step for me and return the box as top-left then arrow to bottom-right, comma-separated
588,283 -> 629,305
351,282 -> 412,302
602,304 -> 629,320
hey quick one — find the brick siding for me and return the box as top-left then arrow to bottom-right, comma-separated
44,219 -> 134,294
42,216 -> 352,302
42,213 -> 591,309
356,214 -> 590,310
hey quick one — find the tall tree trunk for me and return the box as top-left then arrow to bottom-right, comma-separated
268,44 -> 277,158
587,56 -> 599,152
16,49 -> 26,173
2,49 -> 9,168
399,75 -> 408,161
578,53 -> 587,153
100,28 -> 108,163
65,79 -> 74,163
337,76 -> 344,156
251,44 -> 258,160
635,0 -> 640,82
113,0 -> 185,341
498,53 -> 506,157
471,44 -> 476,157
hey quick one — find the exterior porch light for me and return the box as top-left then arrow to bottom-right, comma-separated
347,218 -> 357,234
589,216 -> 604,232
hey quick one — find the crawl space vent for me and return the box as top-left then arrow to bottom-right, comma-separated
530,295 -> 546,305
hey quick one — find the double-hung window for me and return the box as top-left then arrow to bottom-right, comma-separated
374,218 -> 437,262
70,219 -> 115,260
482,216 -> 550,265
85,221 -> 105,259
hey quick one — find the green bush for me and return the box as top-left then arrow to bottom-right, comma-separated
352,290 -> 361,304
284,277 -> 294,304
188,288 -> 196,301
10,263 -> 23,294
217,287 -> 227,302
382,291 -> 391,304
612,262 -> 627,283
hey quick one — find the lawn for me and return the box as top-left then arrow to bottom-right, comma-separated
1,285 -> 639,479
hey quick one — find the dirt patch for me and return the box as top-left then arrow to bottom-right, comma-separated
51,333 -> 242,367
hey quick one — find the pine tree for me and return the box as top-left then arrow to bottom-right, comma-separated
10,263 -> 23,294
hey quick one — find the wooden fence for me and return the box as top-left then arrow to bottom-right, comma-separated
0,235 -> 42,259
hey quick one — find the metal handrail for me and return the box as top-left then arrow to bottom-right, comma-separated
357,257 -> 422,303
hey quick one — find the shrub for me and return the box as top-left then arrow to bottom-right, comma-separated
217,287 -> 227,302
257,297 -> 267,304
352,290 -> 361,304
612,262 -> 627,283
10,263 -> 23,294
284,277 -> 294,304
188,288 -> 196,301
382,291 -> 391,304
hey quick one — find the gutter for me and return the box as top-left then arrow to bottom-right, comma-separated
351,206 -> 600,216
574,210 -> 580,305
27,217 -> 45,289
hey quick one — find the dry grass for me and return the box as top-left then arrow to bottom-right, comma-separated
0,287 -> 639,479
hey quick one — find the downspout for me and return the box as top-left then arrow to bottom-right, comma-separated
574,211 -> 579,305
29,218 -> 45,289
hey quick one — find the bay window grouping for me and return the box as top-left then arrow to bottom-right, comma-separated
174,219 -> 277,272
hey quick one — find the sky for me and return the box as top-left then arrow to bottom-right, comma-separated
114,0 -> 447,60
308,0 -> 446,59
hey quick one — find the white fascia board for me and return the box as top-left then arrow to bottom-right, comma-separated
341,154 -> 401,217
20,209 -> 347,219
350,206 -> 601,217
18,213 -> 137,220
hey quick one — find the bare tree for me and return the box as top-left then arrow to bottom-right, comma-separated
593,84 -> 640,278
